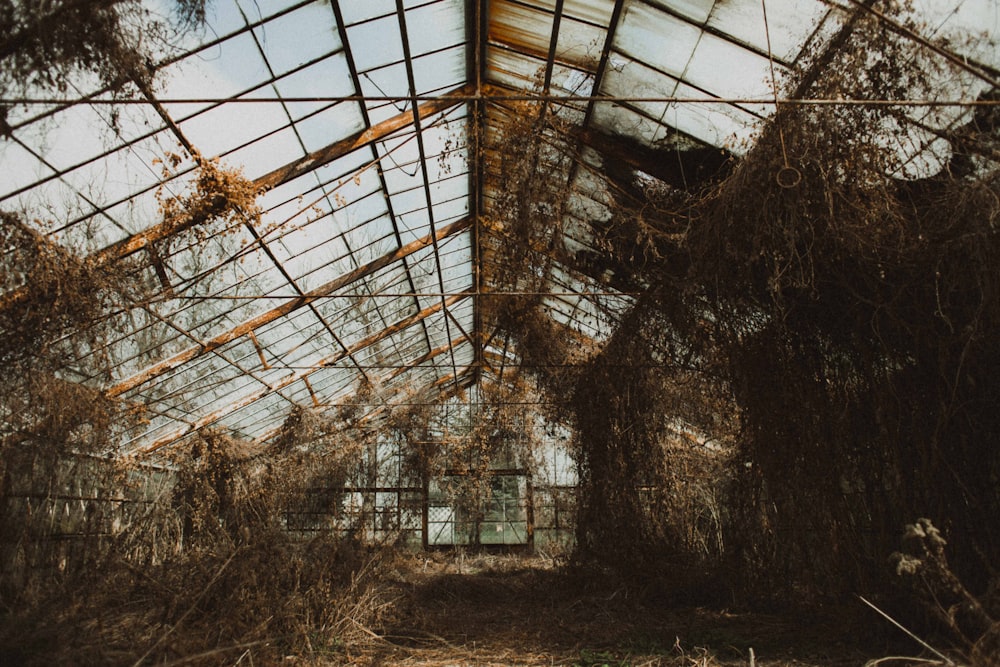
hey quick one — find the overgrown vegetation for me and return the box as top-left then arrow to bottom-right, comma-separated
0,162 -> 395,664
3,0 -> 1000,664
475,80 -> 738,579
0,208 -> 139,601
1,386 -> 398,664
472,4 -> 1000,658
0,3 -> 388,653
685,10 -> 1000,611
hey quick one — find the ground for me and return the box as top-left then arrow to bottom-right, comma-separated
319,552 -> 920,667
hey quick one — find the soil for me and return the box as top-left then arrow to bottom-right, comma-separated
327,553 -> 922,667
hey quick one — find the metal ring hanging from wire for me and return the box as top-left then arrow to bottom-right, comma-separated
776,165 -> 802,188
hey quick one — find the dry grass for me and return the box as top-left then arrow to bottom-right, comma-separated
314,552 -> 901,667
0,529 -> 966,666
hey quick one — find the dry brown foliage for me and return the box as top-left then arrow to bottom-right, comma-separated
479,98 -> 595,394
0,410 -> 401,665
686,13 -> 1000,604
0,0 -> 208,98
0,208 -> 141,601
0,211 -> 138,365
570,301 -> 737,576
154,150 -> 265,252
536,4 -> 1000,618
892,519 -> 1000,661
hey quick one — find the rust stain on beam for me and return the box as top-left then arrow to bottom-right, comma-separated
137,291 -> 473,455
107,216 -> 472,398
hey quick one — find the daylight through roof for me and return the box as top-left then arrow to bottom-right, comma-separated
3,1 -> 1000,662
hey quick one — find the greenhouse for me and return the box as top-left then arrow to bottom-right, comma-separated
1,0 -> 999,664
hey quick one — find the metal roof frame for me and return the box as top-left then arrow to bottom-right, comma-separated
2,0 -> 996,456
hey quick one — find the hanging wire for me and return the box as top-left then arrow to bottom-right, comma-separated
762,0 -> 801,189
4,95 -> 1000,106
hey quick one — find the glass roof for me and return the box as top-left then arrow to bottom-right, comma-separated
2,0 -> 996,458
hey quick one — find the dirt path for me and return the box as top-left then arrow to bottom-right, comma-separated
334,554 -> 891,666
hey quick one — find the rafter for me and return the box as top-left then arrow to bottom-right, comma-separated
135,291 -> 473,455
394,0 -> 462,392
107,216 -> 472,398
247,336 -> 475,447
254,82 -> 475,190
0,84 -> 473,316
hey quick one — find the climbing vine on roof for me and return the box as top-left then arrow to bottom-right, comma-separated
557,4 -> 1000,614
0,0 -> 209,98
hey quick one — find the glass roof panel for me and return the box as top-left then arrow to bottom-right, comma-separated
160,31 -> 270,104
914,0 -> 1000,67
249,2 -> 343,74
7,0 -> 987,458
177,102 -> 288,159
406,0 -> 467,57
491,0 -> 557,57
0,139 -> 51,200
340,1 -> 396,25
706,0 -> 829,63
562,0 -> 617,26
350,14 -> 406,72
614,2 -> 703,79
214,391 -> 291,440
682,31 -> 781,105
555,16 -> 607,70
412,47 -> 468,96
486,48 -> 548,90
650,0 -> 712,24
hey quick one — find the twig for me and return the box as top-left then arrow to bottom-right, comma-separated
857,595 -> 955,665
864,657 -> 949,666
156,639 -> 269,667
132,549 -> 240,667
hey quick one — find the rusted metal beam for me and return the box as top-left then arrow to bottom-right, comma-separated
541,0 -> 566,96
470,0 -> 487,387
331,0 -> 438,363
136,291 -> 473,455
395,0 -> 461,386
581,0 -> 625,127
106,216 -> 472,398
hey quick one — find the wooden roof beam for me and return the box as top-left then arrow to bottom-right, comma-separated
106,216 -> 472,398
135,291 -> 473,455
101,82 -> 475,263
0,84 -> 474,313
